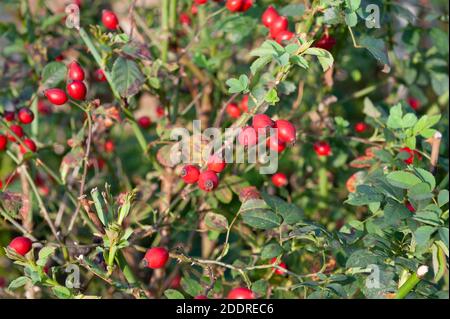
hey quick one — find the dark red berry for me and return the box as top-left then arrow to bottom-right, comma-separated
3,111 -> 15,122
400,147 -> 422,165
20,138 -> 37,154
137,116 -> 151,128
207,154 -> 226,173
104,140 -> 115,153
314,34 -> 336,51
270,16 -> 288,39
407,97 -> 420,110
181,165 -> 200,184
68,61 -> 85,81
179,12 -> 191,25
252,114 -> 274,131
7,125 -> 24,142
226,102 -> 241,119
354,122 -> 368,133
270,257 -> 288,275
156,106 -> 165,118
94,69 -> 107,82
238,126 -> 257,146
45,88 -> 68,105
67,81 -> 87,100
0,134 -> 7,151
406,201 -> 416,213
8,236 -> 32,256
18,108 -> 35,125
240,95 -> 249,112
275,30 -> 294,44
198,170 -> 219,192
144,247 -> 169,269
102,10 -> 119,30
262,6 -> 279,28
37,100 -> 52,115
275,119 -> 296,144
226,0 -> 243,12
227,287 -> 255,299
314,141 -> 331,157
170,275 -> 182,289
267,135 -> 286,153
239,0 -> 253,12
271,172 -> 288,187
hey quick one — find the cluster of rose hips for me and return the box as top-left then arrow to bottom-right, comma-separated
181,159 -> 221,192
1,107 -> 37,155
226,95 -> 248,119
45,61 -> 87,106
261,5 -> 294,44
225,0 -> 253,13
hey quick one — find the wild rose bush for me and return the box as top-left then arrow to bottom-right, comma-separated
0,0 -> 448,299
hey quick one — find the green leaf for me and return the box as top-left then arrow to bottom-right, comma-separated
363,97 -> 381,118
261,242 -> 283,259
264,89 -> 280,105
360,36 -> 389,66
279,4 -> 305,17
52,286 -> 72,299
408,183 -> 433,201
226,75 -> 249,94
41,62 -> 67,88
345,185 -> 384,206
384,200 -> 411,226
386,171 -> 422,189
181,277 -> 203,297
414,168 -> 436,190
304,48 -> 334,71
345,0 -> 361,11
91,188 -> 108,226
290,55 -> 309,69
214,184 -> 233,204
164,289 -> 185,299
8,276 -> 30,290
345,12 -> 358,27
250,55 -> 272,75
261,193 -> 303,225
438,190 -> 449,207
438,227 -> 449,249
251,279 -> 269,296
37,246 -> 56,266
414,226 -> 436,250
111,57 -> 144,97
240,199 -> 282,229
204,212 -> 229,232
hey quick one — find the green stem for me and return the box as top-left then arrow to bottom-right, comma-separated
395,266 -> 428,299
318,166 -> 328,197
161,0 -> 170,63
30,94 -> 38,137
116,251 -> 138,285
169,0 -> 177,30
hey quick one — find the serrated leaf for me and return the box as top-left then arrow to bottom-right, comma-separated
52,286 -> 72,299
304,48 -> 334,71
261,192 -> 303,225
204,212 -> 229,232
239,199 -> 282,229
41,62 -> 67,88
386,171 -> 422,189
438,190 -> 449,207
8,276 -> 30,290
111,57 -> 144,97
261,242 -> 283,259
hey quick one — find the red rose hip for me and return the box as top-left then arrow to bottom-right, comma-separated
207,154 -> 226,173
238,126 -> 257,146
227,287 -> 255,299
68,61 -> 85,81
270,16 -> 288,39
8,236 -> 32,256
271,257 -> 288,275
252,114 -> 274,131
102,10 -> 119,30
18,108 -> 35,125
7,125 -> 24,142
226,0 -> 243,12
354,122 -> 368,133
0,135 -> 7,151
137,116 -> 151,128
198,170 -> 219,192
181,165 -> 200,184
226,102 -> 241,119
275,119 -> 296,144
20,138 -> 37,154
144,247 -> 169,269
45,88 -> 68,105
262,6 -> 279,28
67,81 -> 87,100
271,172 -> 288,187
314,141 -> 331,157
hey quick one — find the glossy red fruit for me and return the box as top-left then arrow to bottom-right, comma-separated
3,111 -> 15,122
0,134 -> 7,151
407,97 -> 420,110
170,275 -> 182,289
20,138 -> 37,154
198,170 -> 219,192
262,5 -> 279,28
314,141 -> 331,157
270,257 -> 288,275
191,4 -> 199,15
194,295 -> 208,299
226,102 -> 241,119
18,108 -> 35,125
276,30 -> 294,44
7,125 -> 24,142
179,12 -> 191,25
354,122 -> 368,133
240,95 -> 249,112
207,154 -> 226,173
68,61 -> 85,81
267,135 -> 286,153
227,287 -> 255,299
137,116 -> 151,128
400,147 -> 422,165
144,247 -> 169,269
314,34 -> 336,51
252,114 -> 274,131
102,10 -> 119,30
45,88 -> 68,105
194,0 -> 208,4
156,106 -> 165,118
238,126 -> 257,146
275,119 -> 296,144
8,236 -> 32,256
104,140 -> 115,153
226,0 -> 243,12
239,0 -> 253,12
94,69 -> 107,82
181,165 -> 201,184
271,172 -> 288,187
270,16 -> 288,39
67,81 -> 87,100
